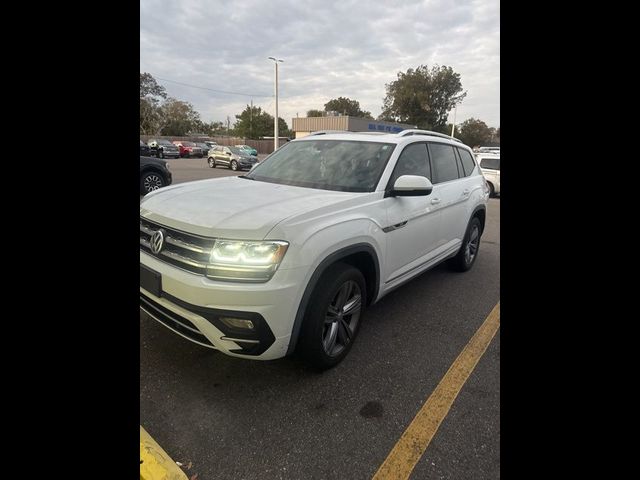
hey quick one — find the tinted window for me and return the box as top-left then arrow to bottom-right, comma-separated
429,143 -> 460,183
388,143 -> 430,187
480,157 -> 500,170
457,148 -> 477,176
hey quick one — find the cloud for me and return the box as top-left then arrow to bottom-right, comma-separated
140,0 -> 499,128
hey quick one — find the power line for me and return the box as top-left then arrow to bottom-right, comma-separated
154,76 -> 272,98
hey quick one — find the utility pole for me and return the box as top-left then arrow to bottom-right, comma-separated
226,116 -> 230,135
451,105 -> 458,138
268,57 -> 284,150
250,99 -> 253,140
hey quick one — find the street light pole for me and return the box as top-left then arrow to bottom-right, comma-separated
268,56 -> 284,150
451,104 -> 457,138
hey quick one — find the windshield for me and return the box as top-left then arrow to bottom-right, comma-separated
182,141 -> 196,147
229,147 -> 245,155
246,140 -> 396,192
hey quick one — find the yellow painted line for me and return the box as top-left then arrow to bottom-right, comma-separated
372,302 -> 500,480
140,425 -> 189,480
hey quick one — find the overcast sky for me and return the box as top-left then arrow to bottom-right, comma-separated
140,0 -> 499,129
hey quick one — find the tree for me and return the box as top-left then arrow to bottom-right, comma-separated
380,65 -> 466,130
306,109 -> 325,117
456,118 -> 493,147
159,98 -> 202,136
324,97 -> 371,118
233,105 -> 291,139
140,73 -> 167,135
140,73 -> 167,99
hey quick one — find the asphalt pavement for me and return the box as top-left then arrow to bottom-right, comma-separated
140,157 -> 500,479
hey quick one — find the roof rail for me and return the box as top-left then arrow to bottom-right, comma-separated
307,130 -> 347,136
397,129 -> 464,144
307,130 -> 387,136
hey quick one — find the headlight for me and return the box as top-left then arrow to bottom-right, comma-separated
207,240 -> 289,282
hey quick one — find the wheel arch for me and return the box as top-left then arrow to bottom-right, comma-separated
471,204 -> 486,234
286,243 -> 380,355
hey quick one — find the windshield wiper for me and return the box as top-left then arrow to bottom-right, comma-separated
238,175 -> 254,180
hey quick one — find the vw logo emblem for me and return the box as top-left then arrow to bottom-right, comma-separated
150,229 -> 165,254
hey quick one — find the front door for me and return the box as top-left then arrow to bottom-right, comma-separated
383,142 -> 441,283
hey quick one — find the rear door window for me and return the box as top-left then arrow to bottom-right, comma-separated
428,143 -> 460,183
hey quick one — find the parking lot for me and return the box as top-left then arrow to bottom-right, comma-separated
140,156 -> 500,479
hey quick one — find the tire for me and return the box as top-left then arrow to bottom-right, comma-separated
448,216 -> 482,272
208,157 -> 216,168
140,171 -> 166,195
230,160 -> 238,171
488,182 -> 495,198
159,150 -> 164,159
297,263 -> 366,370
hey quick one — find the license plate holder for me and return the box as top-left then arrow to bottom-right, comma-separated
140,264 -> 162,297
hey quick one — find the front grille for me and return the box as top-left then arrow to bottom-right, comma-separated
140,217 -> 215,275
140,292 -> 214,347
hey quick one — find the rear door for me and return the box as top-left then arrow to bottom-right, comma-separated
427,142 -> 468,248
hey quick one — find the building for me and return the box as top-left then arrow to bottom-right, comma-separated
291,116 -> 417,139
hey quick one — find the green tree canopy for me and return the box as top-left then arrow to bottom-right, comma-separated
323,97 -> 371,118
140,73 -> 167,99
159,98 -> 202,136
140,73 -> 168,135
456,118 -> 494,147
233,104 -> 291,139
306,109 -> 325,117
379,65 -> 466,130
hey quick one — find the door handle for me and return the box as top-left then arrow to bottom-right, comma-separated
430,198 -> 441,205
462,189 -> 470,196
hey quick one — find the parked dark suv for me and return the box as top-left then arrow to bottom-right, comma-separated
140,140 -> 151,156
147,139 -> 180,159
140,155 -> 172,195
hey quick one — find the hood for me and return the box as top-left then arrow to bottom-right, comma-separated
139,176 -> 362,239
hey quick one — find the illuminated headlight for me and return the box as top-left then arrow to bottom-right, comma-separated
207,240 -> 289,282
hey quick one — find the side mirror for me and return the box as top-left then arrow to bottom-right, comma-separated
387,175 -> 433,197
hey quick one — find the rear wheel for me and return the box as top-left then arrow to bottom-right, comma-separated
230,160 -> 238,171
297,263 -> 366,370
448,217 -> 482,272
208,157 -> 216,168
488,182 -> 495,197
159,150 -> 164,159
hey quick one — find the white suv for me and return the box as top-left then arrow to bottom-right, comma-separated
476,153 -> 500,197
140,130 -> 489,368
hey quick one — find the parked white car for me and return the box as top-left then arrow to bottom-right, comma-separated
140,129 -> 489,368
476,154 -> 500,197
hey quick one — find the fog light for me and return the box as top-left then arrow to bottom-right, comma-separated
220,317 -> 255,330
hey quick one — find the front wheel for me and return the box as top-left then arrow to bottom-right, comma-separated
208,157 -> 216,168
297,263 -> 366,370
488,182 -> 495,198
230,160 -> 238,171
140,171 -> 165,195
448,217 -> 482,272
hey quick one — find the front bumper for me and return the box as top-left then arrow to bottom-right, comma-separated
238,160 -> 257,169
139,250 -> 307,360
